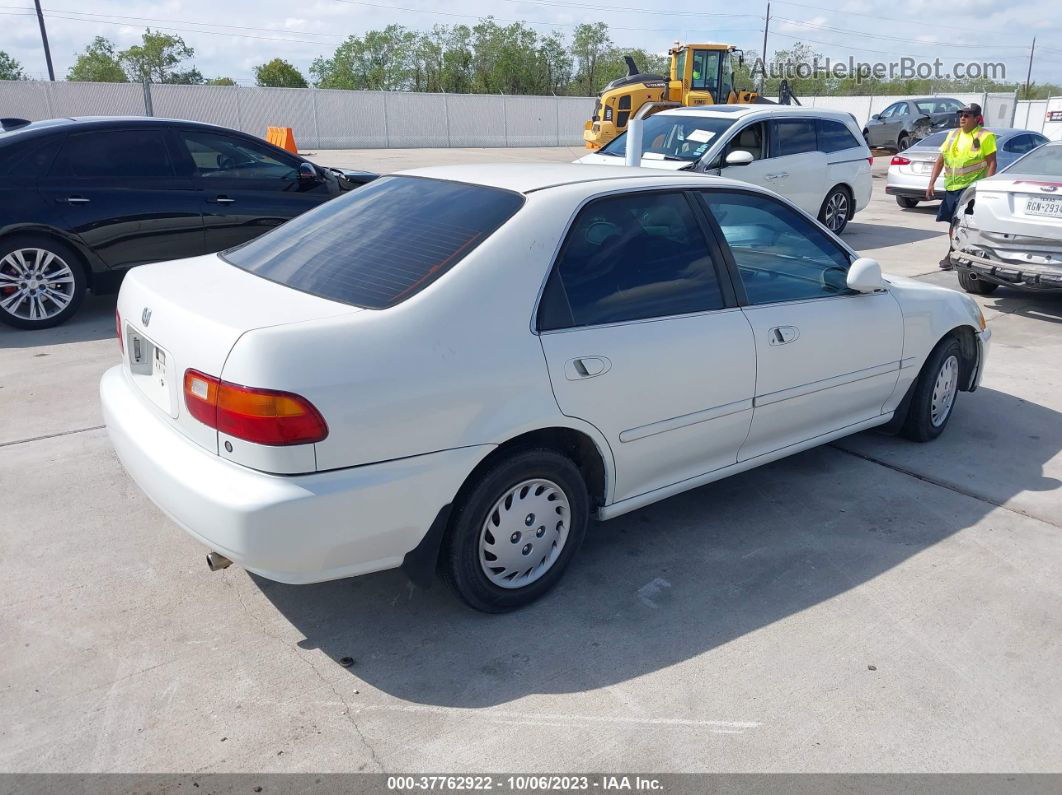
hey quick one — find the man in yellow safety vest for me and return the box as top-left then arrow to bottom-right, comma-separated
926,102 -> 997,269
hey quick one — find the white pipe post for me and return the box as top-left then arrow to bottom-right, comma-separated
624,117 -> 644,168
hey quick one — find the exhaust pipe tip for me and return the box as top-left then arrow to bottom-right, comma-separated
206,551 -> 232,572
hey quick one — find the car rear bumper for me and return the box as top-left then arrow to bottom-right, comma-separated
101,365 -> 491,584
951,249 -> 1062,292
885,170 -> 944,199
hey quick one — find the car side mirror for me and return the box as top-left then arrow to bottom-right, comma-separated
847,257 -> 884,293
297,162 -> 319,183
871,114 -> 881,121
725,150 -> 754,167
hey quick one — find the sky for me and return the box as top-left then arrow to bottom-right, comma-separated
2,0 -> 1061,86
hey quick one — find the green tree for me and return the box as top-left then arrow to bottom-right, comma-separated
67,37 -> 126,82
254,58 -> 307,88
571,22 -> 611,95
539,32 -> 573,95
0,50 -> 26,81
311,25 -> 417,90
207,77 -> 236,85
120,29 -> 203,83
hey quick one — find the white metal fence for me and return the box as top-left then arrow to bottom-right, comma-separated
0,80 -> 1057,147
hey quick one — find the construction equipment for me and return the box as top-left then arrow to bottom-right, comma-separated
583,42 -> 798,150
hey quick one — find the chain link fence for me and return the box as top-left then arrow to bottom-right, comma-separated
1,81 -> 1053,146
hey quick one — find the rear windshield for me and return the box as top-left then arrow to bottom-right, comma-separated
1006,145 -> 1062,178
224,176 -> 525,309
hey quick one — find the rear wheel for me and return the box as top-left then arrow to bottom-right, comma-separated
897,132 -> 912,151
0,236 -> 86,329
901,337 -> 963,442
958,269 -> 999,295
818,186 -> 852,234
896,196 -> 919,209
443,449 -> 589,612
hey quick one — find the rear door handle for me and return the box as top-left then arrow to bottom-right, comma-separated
765,172 -> 789,180
564,356 -> 611,380
59,195 -> 90,204
768,326 -> 799,345
209,195 -> 236,204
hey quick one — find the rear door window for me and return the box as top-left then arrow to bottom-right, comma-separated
537,191 -> 726,330
224,176 -> 524,309
816,119 -> 861,153
52,130 -> 173,178
771,119 -> 817,156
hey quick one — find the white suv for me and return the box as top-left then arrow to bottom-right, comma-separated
576,105 -> 874,234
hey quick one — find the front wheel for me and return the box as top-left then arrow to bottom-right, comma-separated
0,236 -> 86,329
896,196 -> 920,209
443,450 -> 590,612
818,186 -> 852,234
901,338 -> 963,442
958,269 -> 999,295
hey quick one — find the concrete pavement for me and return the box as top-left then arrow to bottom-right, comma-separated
1,151 -> 1060,773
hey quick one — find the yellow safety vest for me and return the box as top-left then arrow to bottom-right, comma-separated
940,127 -> 996,191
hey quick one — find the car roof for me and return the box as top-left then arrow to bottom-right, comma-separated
395,163 -> 748,195
657,104 -> 855,122
907,127 -> 1041,146
0,115 -> 247,144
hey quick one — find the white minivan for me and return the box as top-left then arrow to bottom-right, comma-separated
576,105 -> 874,234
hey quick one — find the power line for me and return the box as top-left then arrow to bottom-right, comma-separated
773,0 -> 1058,40
773,15 -> 1038,51
329,0 -> 758,34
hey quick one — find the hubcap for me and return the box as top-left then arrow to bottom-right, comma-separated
931,355 -> 959,427
825,192 -> 849,231
479,478 -> 570,589
0,248 -> 76,322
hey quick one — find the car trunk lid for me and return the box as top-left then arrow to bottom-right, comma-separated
974,177 -> 1062,238
116,253 -> 360,455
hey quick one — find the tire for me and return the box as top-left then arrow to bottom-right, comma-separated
900,337 -> 963,442
897,133 -> 911,152
0,235 -> 87,329
818,186 -> 852,234
442,449 -> 590,613
896,196 -> 919,209
958,268 -> 999,295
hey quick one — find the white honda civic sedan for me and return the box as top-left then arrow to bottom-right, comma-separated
101,164 -> 990,612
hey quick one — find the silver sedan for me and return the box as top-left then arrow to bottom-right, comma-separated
885,128 -> 1049,209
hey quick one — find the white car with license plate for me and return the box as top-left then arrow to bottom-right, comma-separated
885,128 -> 1049,209
574,105 -> 873,235
950,140 -> 1062,294
102,165 -> 990,612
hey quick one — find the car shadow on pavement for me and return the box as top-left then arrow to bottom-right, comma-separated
0,293 -> 116,349
983,290 -> 1062,325
255,387 -> 1061,709
842,222 -> 941,249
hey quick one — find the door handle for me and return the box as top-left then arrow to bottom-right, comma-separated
765,171 -> 789,180
564,356 -> 611,380
59,195 -> 91,204
210,195 -> 236,204
768,326 -> 799,345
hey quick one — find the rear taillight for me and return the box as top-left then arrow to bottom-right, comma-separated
890,155 -> 911,166
183,369 -> 328,446
116,309 -> 123,353
868,156 -> 875,165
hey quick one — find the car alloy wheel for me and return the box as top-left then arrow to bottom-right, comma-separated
822,190 -> 850,233
478,478 -> 570,588
930,354 -> 959,427
0,247 -> 78,323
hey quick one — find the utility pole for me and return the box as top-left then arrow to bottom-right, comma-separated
33,0 -> 55,81
759,3 -> 770,94
1024,37 -> 1036,100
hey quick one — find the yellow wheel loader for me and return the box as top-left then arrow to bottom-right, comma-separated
583,42 -> 796,150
